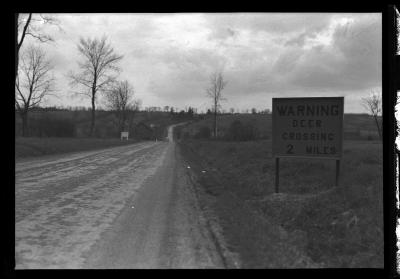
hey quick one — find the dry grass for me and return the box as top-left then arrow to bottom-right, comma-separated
183,113 -> 380,140
180,139 -> 383,268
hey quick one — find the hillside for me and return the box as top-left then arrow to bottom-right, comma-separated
178,113 -> 380,141
15,109 -> 190,139
174,110 -> 383,267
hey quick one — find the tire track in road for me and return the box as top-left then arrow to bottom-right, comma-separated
15,141 -> 168,269
16,124 -> 225,269
157,145 -> 225,269
83,124 -> 225,269
15,142 -> 154,176
15,142 -> 160,220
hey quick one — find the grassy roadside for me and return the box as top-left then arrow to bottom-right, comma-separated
179,139 -> 383,268
15,137 -> 141,160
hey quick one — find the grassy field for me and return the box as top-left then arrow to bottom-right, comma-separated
14,108 -> 191,159
179,139 -> 383,268
181,113 -> 380,140
15,137 -> 140,159
15,110 -> 189,139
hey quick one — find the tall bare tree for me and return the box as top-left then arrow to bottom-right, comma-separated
361,90 -> 382,141
127,100 -> 142,134
104,80 -> 139,135
69,36 -> 123,137
15,46 -> 55,137
206,71 -> 227,138
16,13 -> 59,83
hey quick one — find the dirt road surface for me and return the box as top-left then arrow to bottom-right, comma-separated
15,124 -> 225,269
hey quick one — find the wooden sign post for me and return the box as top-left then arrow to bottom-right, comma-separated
275,157 -> 280,193
335,159 -> 340,187
272,97 -> 344,193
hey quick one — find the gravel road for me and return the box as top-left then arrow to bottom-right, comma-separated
15,125 -> 224,269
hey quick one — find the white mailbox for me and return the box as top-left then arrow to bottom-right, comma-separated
121,132 -> 129,140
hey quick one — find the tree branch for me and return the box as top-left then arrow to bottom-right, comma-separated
25,32 -> 53,43
18,13 -> 32,51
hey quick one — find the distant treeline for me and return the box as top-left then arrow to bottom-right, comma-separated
15,106 -> 376,141
176,120 -> 266,142
175,114 -> 381,142
15,108 -> 196,138
17,105 -> 279,115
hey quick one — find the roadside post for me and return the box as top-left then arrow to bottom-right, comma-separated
150,124 -> 155,141
335,159 -> 340,187
272,97 -> 344,192
275,157 -> 280,193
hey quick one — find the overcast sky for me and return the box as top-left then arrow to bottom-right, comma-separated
20,13 -> 381,113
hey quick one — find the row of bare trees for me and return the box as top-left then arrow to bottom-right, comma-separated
68,36 -> 125,136
15,13 -> 58,83
15,47 -> 55,136
206,72 -> 227,138
361,90 -> 382,141
16,14 -> 139,137
205,72 -> 382,141
15,14 -> 381,140
15,13 -> 59,136
104,80 -> 141,135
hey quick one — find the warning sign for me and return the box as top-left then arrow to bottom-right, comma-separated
272,97 -> 344,158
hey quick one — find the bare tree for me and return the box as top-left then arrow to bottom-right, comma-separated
206,72 -> 227,138
16,13 -> 60,83
69,36 -> 123,137
361,90 -> 382,141
127,100 -> 142,133
104,80 -> 139,135
15,46 -> 55,137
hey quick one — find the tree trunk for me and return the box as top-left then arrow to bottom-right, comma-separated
127,111 -> 134,133
20,110 -> 28,137
373,115 -> 382,141
119,117 -> 123,136
214,100 -> 217,138
90,94 -> 96,137
121,111 -> 127,134
117,111 -> 123,136
15,14 -> 19,83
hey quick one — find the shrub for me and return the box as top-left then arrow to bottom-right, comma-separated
225,120 -> 260,141
30,116 -> 76,137
195,126 -> 211,139
174,126 -> 182,140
